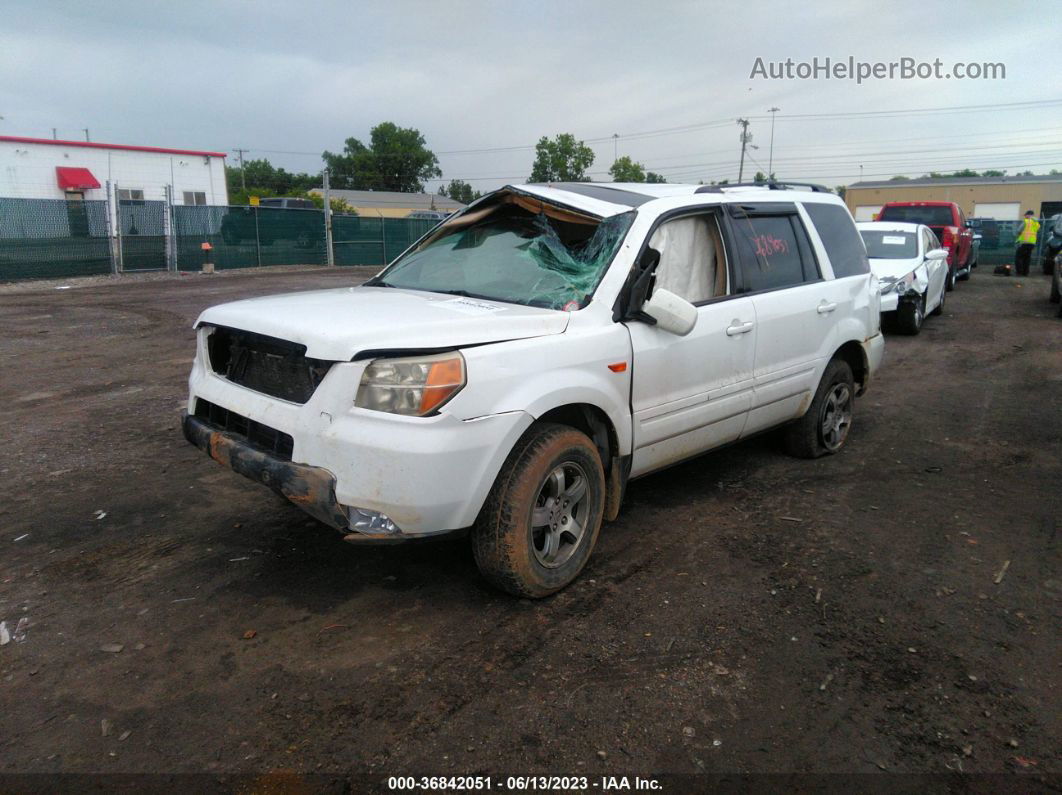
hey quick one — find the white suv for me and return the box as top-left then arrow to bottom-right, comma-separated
184,181 -> 884,597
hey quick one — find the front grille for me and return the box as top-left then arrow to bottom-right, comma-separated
194,398 -> 294,461
207,326 -> 333,404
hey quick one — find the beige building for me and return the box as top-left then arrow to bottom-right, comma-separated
845,173 -> 1062,221
309,188 -> 465,218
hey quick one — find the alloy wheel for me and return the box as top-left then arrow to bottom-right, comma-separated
531,462 -> 590,568
820,383 -> 853,452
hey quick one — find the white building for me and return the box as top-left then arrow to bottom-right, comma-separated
0,135 -> 228,205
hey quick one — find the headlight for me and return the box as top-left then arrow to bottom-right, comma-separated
355,352 -> 466,416
883,274 -> 914,295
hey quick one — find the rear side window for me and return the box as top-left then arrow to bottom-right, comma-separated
729,209 -> 819,293
804,203 -> 870,277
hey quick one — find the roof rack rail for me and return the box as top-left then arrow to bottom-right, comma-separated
695,180 -> 832,194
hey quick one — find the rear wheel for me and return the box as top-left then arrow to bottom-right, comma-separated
945,266 -> 956,292
472,423 -> 605,598
783,359 -> 855,459
896,294 -> 925,335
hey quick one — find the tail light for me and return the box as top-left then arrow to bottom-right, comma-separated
941,227 -> 956,264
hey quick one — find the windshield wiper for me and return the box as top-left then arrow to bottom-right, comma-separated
363,278 -> 395,288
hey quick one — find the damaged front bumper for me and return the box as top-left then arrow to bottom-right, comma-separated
183,412 -> 351,531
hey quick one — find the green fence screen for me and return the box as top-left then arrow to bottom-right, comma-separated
333,215 -> 437,267
0,198 -> 112,280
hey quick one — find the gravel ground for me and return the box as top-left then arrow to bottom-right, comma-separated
0,267 -> 1058,791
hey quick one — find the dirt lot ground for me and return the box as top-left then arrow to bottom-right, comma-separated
0,266 -> 1058,790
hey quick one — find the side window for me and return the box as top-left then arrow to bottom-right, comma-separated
729,208 -> 818,293
928,228 -> 941,250
922,228 -> 935,253
803,202 -> 869,278
648,213 -> 728,304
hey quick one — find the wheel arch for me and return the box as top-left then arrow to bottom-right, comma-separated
534,402 -> 629,522
833,340 -> 869,396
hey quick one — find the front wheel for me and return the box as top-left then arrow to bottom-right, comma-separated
896,294 -> 925,335
783,359 -> 855,459
472,423 -> 605,598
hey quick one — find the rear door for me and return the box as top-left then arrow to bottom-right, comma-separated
726,201 -> 859,436
627,208 -> 756,477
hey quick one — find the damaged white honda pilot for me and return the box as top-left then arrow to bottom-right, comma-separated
184,182 -> 883,597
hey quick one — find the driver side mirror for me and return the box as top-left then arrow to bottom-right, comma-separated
641,289 -> 698,336
926,248 -> 949,261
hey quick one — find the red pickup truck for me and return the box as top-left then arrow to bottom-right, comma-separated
877,201 -> 974,290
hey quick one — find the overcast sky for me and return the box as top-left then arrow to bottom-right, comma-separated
3,0 -> 1060,192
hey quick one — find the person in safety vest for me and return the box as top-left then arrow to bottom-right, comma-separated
1015,210 -> 1040,276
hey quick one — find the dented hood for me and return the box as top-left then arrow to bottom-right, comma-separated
869,256 -> 923,282
196,286 -> 569,361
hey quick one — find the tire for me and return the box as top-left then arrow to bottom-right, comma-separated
783,359 -> 855,459
472,423 -> 605,598
895,294 -> 925,335
945,266 -> 956,292
1050,272 -> 1061,304
930,280 -> 945,316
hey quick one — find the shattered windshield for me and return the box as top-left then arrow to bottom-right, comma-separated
370,197 -> 635,310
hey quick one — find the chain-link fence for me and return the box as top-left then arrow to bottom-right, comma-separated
0,193 -> 443,281
0,198 -> 112,280
333,216 -> 438,267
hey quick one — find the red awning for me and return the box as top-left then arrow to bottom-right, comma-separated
55,166 -> 101,191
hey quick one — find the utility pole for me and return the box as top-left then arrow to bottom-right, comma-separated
52,128 -> 57,140
233,148 -> 249,192
736,118 -> 751,183
859,164 -> 864,181
612,133 -> 618,163
767,107 -> 780,177
82,128 -> 90,142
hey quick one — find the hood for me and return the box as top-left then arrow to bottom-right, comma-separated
196,286 -> 570,361
869,257 -> 921,282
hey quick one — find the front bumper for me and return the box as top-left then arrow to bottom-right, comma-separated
183,413 -> 350,531
879,292 -> 900,313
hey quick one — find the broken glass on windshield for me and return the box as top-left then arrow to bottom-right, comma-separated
370,192 -> 635,310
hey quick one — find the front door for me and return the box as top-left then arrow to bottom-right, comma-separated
65,191 -> 89,237
626,210 -> 756,477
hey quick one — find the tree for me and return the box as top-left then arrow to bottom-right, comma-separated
981,169 -> 1006,177
439,179 -> 479,205
834,185 -> 847,200
323,122 -> 442,192
226,158 -> 318,200
1016,170 -> 1034,176
753,171 -> 768,183
646,172 -> 667,183
888,175 -> 911,182
529,133 -> 594,182
950,169 -> 980,178
307,193 -> 357,215
609,155 -> 645,182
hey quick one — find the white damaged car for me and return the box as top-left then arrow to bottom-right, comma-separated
185,182 -> 884,597
857,221 -> 949,335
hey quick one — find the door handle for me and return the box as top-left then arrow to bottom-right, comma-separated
817,301 -> 838,314
726,320 -> 755,336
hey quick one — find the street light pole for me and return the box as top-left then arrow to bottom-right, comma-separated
767,107 -> 780,177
